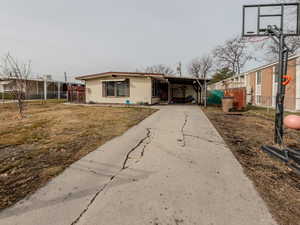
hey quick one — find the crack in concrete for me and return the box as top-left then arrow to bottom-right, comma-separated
70,180 -> 113,225
70,128 -> 152,225
122,128 -> 152,169
178,113 -> 225,148
179,113 -> 188,147
183,134 -> 225,146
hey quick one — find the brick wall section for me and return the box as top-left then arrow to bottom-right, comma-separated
285,59 -> 296,110
261,66 -> 273,106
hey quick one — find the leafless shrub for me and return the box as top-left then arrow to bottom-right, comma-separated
0,53 -> 32,118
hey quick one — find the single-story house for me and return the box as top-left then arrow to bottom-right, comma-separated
76,72 -> 207,105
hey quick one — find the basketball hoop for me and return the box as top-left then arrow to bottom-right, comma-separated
242,2 -> 300,173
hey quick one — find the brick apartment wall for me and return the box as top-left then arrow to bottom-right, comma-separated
248,58 -> 297,111
260,66 -> 273,106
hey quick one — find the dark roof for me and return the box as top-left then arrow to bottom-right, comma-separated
76,71 -> 165,80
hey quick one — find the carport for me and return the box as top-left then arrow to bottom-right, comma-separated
154,76 -> 207,105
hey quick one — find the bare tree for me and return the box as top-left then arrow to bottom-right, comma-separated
260,37 -> 300,62
188,58 -> 201,78
144,64 -> 175,75
213,36 -> 253,74
187,54 -> 213,107
188,55 -> 213,78
0,53 -> 32,118
200,55 -> 213,107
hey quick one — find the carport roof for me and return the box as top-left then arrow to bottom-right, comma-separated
76,71 -> 165,80
165,76 -> 209,85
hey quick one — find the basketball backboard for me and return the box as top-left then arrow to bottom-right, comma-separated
242,3 -> 300,37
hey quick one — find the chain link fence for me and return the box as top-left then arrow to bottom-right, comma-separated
249,95 -> 299,112
0,91 -> 68,103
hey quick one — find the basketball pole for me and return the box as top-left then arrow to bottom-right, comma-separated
266,25 -> 290,146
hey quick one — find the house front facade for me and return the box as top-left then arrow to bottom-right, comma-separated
208,55 -> 300,111
76,72 -> 206,105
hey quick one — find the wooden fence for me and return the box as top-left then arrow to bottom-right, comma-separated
224,87 -> 246,110
67,86 -> 85,103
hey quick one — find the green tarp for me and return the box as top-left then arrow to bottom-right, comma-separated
207,90 -> 224,105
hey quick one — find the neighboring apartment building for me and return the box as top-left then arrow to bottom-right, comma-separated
208,55 -> 300,111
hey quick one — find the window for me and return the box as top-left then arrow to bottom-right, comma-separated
102,79 -> 129,97
106,82 -> 115,96
256,71 -> 262,85
116,81 -> 129,97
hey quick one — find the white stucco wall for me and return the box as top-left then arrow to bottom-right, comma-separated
85,76 -> 152,104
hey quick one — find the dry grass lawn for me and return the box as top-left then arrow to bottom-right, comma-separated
0,101 -> 156,210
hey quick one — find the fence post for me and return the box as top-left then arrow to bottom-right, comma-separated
57,82 -> 60,100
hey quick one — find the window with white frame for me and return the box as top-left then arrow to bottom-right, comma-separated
102,79 -> 129,97
256,71 -> 262,85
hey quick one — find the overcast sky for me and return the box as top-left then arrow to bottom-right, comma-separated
0,0 -> 273,81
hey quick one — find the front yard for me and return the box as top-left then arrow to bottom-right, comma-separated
203,106 -> 300,225
0,101 -> 156,210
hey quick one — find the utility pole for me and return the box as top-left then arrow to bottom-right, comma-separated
177,62 -> 182,77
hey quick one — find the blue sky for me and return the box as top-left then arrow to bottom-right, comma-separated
0,0 -> 275,81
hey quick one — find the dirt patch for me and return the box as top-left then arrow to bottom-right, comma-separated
203,106 -> 300,225
0,101 -> 157,210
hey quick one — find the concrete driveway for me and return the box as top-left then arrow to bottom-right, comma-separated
0,105 -> 277,225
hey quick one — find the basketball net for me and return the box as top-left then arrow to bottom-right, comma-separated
243,36 -> 270,43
